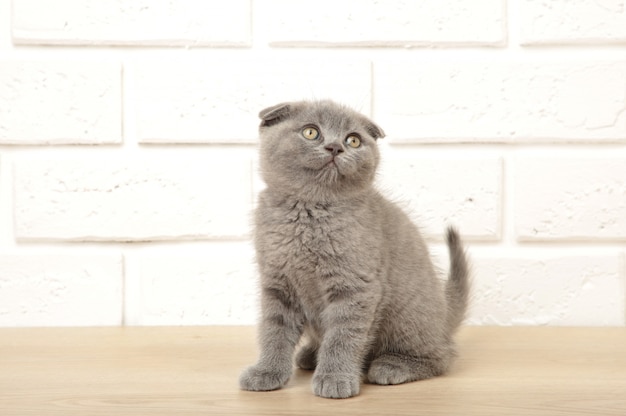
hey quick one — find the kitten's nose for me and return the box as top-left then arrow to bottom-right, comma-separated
325,143 -> 344,156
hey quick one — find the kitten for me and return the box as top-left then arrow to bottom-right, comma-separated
239,100 -> 470,399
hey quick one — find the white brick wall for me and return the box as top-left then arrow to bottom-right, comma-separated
0,254 -> 123,326
12,0 -> 251,46
264,0 -> 506,47
0,0 -> 624,327
515,156 -> 626,240
0,61 -> 122,144
520,0 -> 626,45
13,154 -> 253,241
469,252 -> 624,326
128,242 -> 258,325
376,60 -> 626,142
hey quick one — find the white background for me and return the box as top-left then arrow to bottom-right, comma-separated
0,0 -> 625,326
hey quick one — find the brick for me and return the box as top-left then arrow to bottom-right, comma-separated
127,58 -> 372,143
520,0 -> 626,45
12,0 -> 250,46
264,0 -> 504,46
131,242 -> 258,325
515,157 -> 626,241
14,154 -> 253,241
0,60 -> 121,144
0,0 -> 9,48
375,60 -> 626,143
468,253 -> 624,326
375,150 -> 502,240
0,155 -> 11,246
0,254 -> 123,326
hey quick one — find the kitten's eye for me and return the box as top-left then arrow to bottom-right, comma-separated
302,127 -> 320,140
345,134 -> 361,148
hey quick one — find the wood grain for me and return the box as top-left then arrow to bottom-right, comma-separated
1,326 -> 625,415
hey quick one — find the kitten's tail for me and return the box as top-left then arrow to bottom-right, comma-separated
444,227 -> 470,333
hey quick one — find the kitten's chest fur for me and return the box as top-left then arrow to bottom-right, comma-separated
255,192 -> 381,316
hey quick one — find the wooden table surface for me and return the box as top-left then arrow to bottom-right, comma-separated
1,326 -> 625,415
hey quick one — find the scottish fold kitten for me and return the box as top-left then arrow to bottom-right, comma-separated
239,100 -> 470,399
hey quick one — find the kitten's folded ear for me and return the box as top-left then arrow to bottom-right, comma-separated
366,122 -> 385,140
259,102 -> 292,127
362,118 -> 385,140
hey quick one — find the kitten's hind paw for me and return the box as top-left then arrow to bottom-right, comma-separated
367,354 -> 445,385
367,358 -> 413,385
239,365 -> 291,392
312,372 -> 360,399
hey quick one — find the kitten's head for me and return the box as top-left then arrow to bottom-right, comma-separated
258,100 -> 385,202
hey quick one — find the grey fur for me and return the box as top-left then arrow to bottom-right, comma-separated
239,100 -> 470,399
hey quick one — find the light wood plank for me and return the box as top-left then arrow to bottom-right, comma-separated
1,326 -> 625,415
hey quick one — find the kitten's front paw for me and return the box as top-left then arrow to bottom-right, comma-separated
239,365 -> 291,392
312,372 -> 360,399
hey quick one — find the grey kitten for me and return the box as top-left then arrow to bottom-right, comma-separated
239,100 -> 469,399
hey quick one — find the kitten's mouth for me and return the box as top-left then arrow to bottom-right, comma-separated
323,158 -> 340,171
324,155 -> 340,166
311,156 -> 344,180
314,157 -> 342,181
